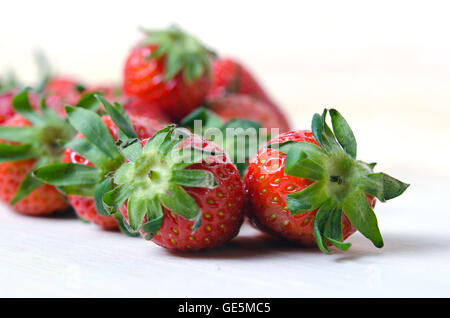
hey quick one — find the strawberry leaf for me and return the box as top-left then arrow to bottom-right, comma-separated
95,95 -> 138,139
287,181 -> 328,214
329,108 -> 357,158
0,126 -> 39,143
34,162 -> 102,186
127,193 -> 148,231
343,190 -> 384,248
12,88 -> 43,126
94,178 -> 113,217
64,138 -> 113,170
142,198 -> 164,239
65,106 -> 123,161
159,184 -> 200,220
171,169 -> 218,189
0,143 -> 39,162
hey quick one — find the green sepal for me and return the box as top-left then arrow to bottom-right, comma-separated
139,26 -> 214,83
159,128 -> 191,156
171,169 -> 218,189
114,212 -> 140,237
323,208 -> 352,251
116,138 -> 142,162
192,213 -> 202,232
343,190 -> 384,248
94,178 -> 113,217
103,184 -> 133,211
65,106 -> 123,161
95,95 -> 138,139
76,92 -> 102,112
141,198 -> 164,239
10,157 -> 51,204
0,143 -> 39,162
313,199 -> 352,254
64,138 -> 113,170
286,181 -> 328,214
180,107 -> 224,132
33,162 -> 102,186
142,125 -> 176,152
0,126 -> 39,143
159,184 -> 200,220
329,109 -> 357,158
170,146 -> 222,170
59,185 -> 96,197
221,119 -> 266,176
313,199 -> 334,254
127,193 -> 148,231
283,144 -> 325,180
362,172 -> 410,202
113,162 -> 135,185
12,88 -> 43,126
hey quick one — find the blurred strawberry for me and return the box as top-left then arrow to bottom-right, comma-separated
122,26 -> 215,121
209,94 -> 290,132
208,58 -> 290,130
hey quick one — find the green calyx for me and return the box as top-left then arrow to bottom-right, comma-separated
34,96 -> 220,237
180,107 -> 270,177
103,125 -> 220,238
139,25 -> 216,83
270,109 -> 409,254
0,88 -> 77,204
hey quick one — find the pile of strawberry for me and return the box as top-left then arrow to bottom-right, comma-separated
0,26 -> 409,254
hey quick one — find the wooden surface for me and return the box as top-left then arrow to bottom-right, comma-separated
0,174 -> 448,297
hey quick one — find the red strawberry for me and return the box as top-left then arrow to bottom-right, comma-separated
244,109 -> 409,253
0,91 -> 17,124
122,26 -> 214,121
118,133 -> 244,251
63,113 -> 165,229
36,99 -> 245,250
123,97 -> 171,123
0,89 -> 75,215
209,94 -> 290,132
44,77 -> 86,116
208,58 -> 290,130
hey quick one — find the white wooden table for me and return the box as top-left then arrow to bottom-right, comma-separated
1,172 -> 448,298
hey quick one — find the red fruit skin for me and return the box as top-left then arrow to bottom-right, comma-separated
209,94 -> 290,132
44,77 -> 85,116
244,130 -> 376,247
208,58 -> 290,131
122,45 -> 211,122
120,135 -> 245,251
123,97 -> 171,123
0,91 -> 16,124
63,115 -> 164,229
0,115 -> 69,215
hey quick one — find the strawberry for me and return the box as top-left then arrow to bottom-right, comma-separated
244,109 -> 409,253
62,113 -> 165,229
35,98 -> 245,250
0,91 -> 17,124
44,77 -> 86,116
122,26 -> 215,121
123,96 -> 171,123
208,58 -> 290,130
0,88 -> 76,215
208,94 -> 290,132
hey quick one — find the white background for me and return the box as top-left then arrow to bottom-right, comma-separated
0,0 -> 449,297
